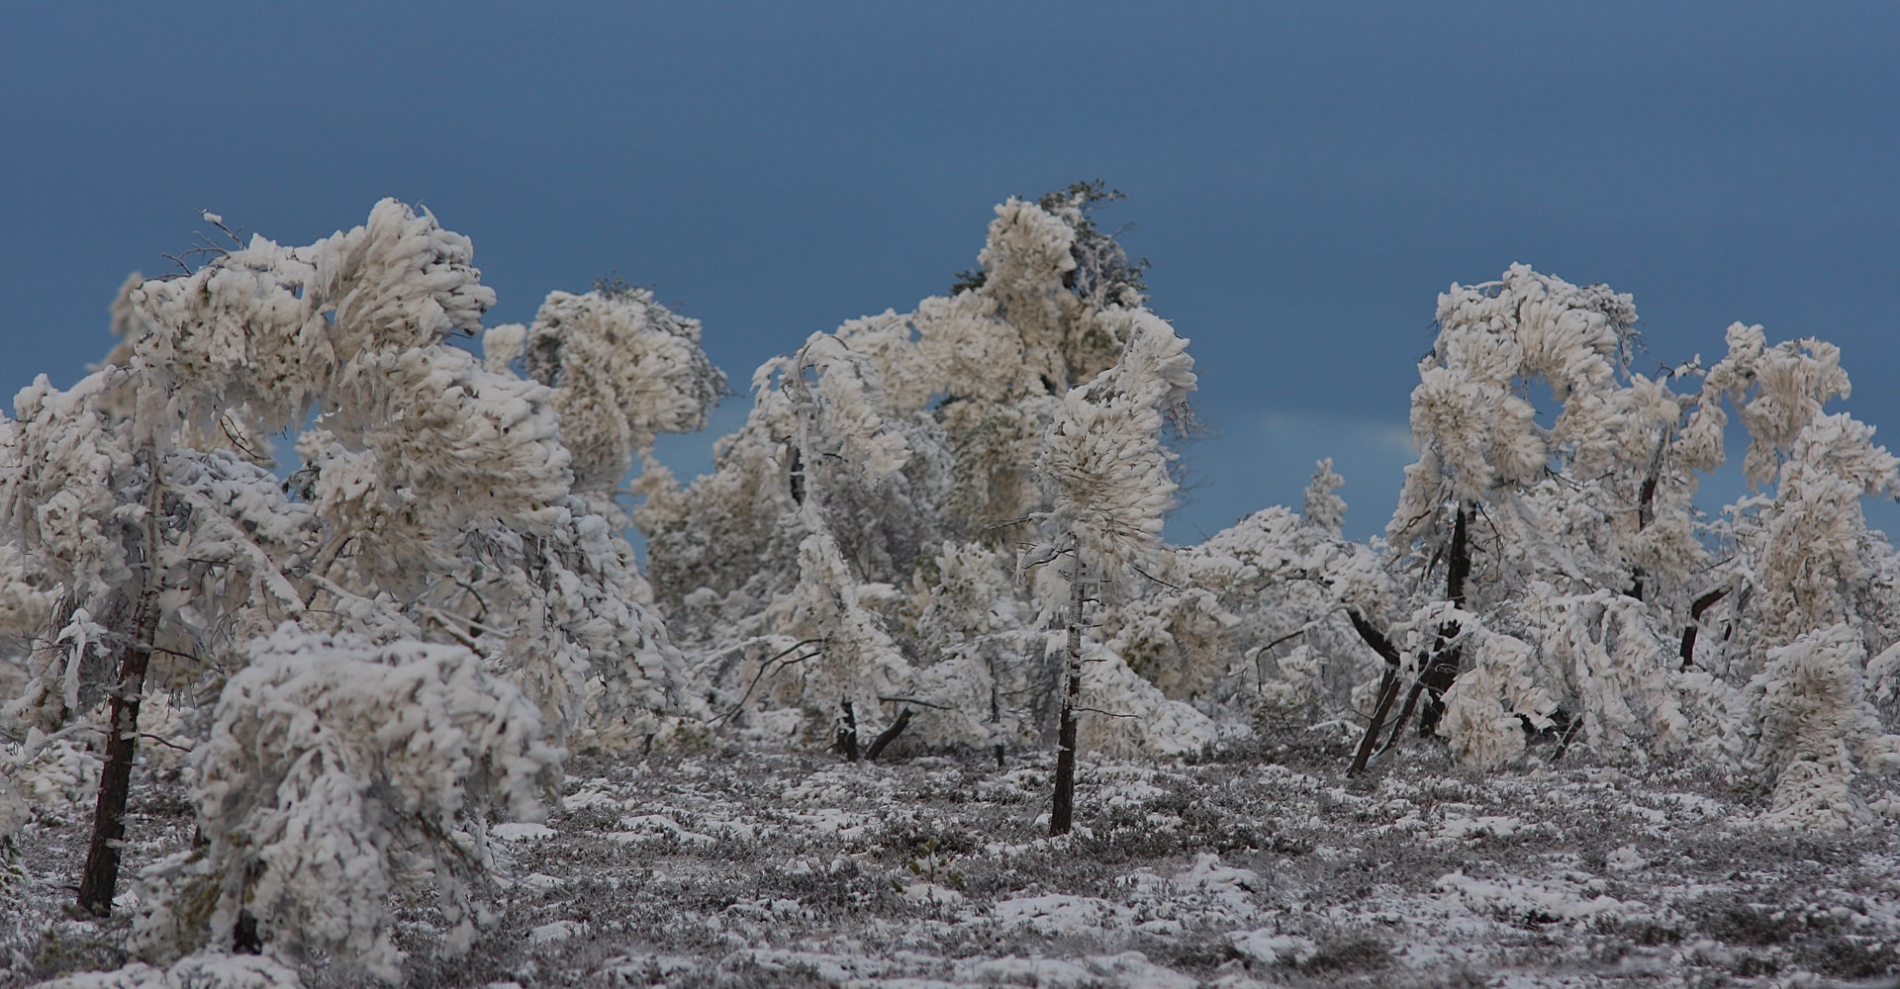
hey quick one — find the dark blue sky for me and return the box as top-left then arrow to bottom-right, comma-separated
3,3 -> 1897,539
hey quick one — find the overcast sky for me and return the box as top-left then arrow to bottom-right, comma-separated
3,3 -> 1896,540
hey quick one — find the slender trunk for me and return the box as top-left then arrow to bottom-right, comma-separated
1628,431 -> 1668,601
78,450 -> 163,917
1050,553 -> 1085,836
1346,609 -> 1402,776
1349,666 -> 1402,777
1446,504 -> 1469,610
1678,586 -> 1731,671
837,699 -> 860,761
864,707 -> 913,761
1375,504 -> 1471,751
1383,647 -> 1455,749
989,651 -> 1006,768
1550,714 -> 1585,763
1414,505 -> 1470,738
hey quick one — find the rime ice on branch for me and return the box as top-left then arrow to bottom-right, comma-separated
0,201 -> 705,962
640,186 -> 1212,761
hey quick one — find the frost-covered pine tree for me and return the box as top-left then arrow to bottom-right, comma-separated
1680,325 -> 1900,823
1027,310 -> 1200,834
1091,456 -> 1395,739
1099,498 -> 1397,747
1367,266 -> 1708,770
137,626 -> 558,981
0,202 -> 705,971
1346,268 -> 1900,797
1302,458 -> 1346,537
640,185 -> 1202,759
0,359 -> 340,917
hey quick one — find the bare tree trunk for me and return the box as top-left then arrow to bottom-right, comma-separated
1678,585 -> 1731,671
837,699 -> 860,761
864,707 -> 913,761
1347,609 -> 1402,776
1050,553 -> 1086,836
1628,431 -> 1668,601
1550,714 -> 1585,763
988,651 -> 1006,768
1412,504 -> 1471,740
78,450 -> 163,917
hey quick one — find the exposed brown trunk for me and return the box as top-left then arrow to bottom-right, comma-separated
1384,645 -> 1461,749
1346,609 -> 1403,776
1410,645 -> 1465,740
1050,554 -> 1085,835
864,707 -> 912,761
78,450 -> 164,917
1412,504 -> 1470,739
1678,585 -> 1731,671
1346,609 -> 1402,668
1446,504 -> 1470,610
989,652 -> 1006,768
1550,714 -> 1585,763
1628,432 -> 1668,601
1381,505 -> 1471,751
1349,666 -> 1402,777
837,699 -> 860,761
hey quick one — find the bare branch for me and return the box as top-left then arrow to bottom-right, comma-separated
710,638 -> 827,725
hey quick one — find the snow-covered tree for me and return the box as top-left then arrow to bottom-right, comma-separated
0,364 -> 335,915
1366,266 -> 1709,769
1100,503 -> 1394,737
1679,325 -> 1900,817
0,201 -> 702,933
640,186 -> 1202,761
1744,624 -> 1900,829
1025,311 -> 1202,833
135,626 -> 557,981
1084,457 -> 1391,741
1338,267 -> 1900,804
1302,458 -> 1346,537
1691,327 -> 1900,665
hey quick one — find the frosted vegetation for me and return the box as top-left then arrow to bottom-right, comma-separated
4,187 -> 1900,987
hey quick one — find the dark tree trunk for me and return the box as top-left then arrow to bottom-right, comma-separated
1373,504 -> 1472,750
1628,432 -> 1668,601
864,707 -> 912,761
1550,714 -> 1586,763
1678,586 -> 1731,671
78,454 -> 164,917
1413,504 -> 1471,738
1347,609 -> 1403,776
1446,504 -> 1470,610
1050,555 -> 1086,835
837,699 -> 860,761
1406,646 -> 1464,740
989,652 -> 1006,768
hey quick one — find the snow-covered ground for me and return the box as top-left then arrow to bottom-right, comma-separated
8,725 -> 1900,988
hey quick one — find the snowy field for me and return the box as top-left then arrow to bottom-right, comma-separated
9,726 -> 1900,989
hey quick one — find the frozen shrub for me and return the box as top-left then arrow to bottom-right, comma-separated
1748,624 -> 1900,829
135,625 -> 558,982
